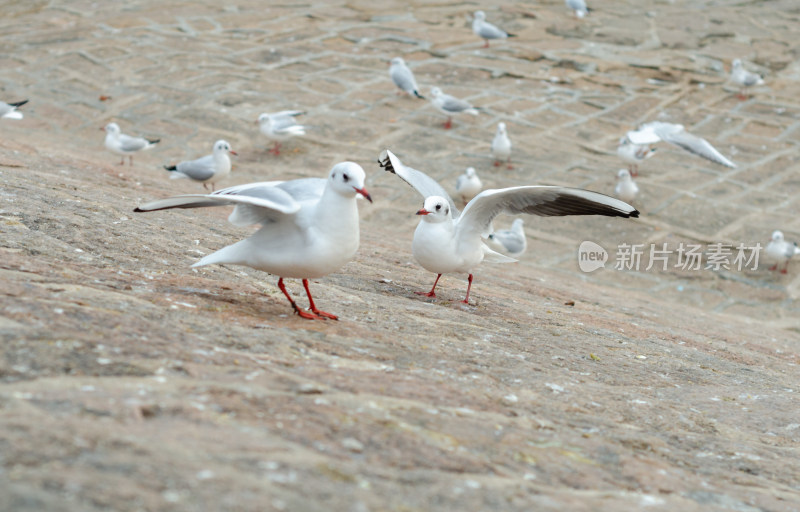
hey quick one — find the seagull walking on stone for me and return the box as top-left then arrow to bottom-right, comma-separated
472,10 -> 516,48
102,122 -> 160,166
614,169 -> 639,204
389,57 -> 424,99
0,99 -> 27,120
766,230 -> 799,274
430,87 -> 479,129
617,136 -> 656,176
164,140 -> 237,192
491,122 -> 512,168
135,162 -> 372,320
730,59 -> 764,100
486,219 -> 527,258
455,167 -> 482,205
378,149 -> 638,304
258,110 -> 306,155
626,122 -> 736,169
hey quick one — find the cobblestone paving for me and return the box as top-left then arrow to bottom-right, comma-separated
2,1 -> 800,511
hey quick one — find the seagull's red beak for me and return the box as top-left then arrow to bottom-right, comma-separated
416,208 -> 430,216
229,150 -> 238,156
99,126 -> 106,131
354,187 -> 372,203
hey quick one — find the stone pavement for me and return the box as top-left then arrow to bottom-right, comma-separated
2,1 -> 800,511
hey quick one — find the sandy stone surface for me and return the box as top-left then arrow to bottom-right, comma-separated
1,1 -> 800,511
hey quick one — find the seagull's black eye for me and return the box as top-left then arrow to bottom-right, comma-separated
435,204 -> 441,211
342,174 -> 349,182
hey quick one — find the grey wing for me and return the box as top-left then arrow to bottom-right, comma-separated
271,110 -> 304,119
118,133 -> 149,152
440,94 -> 473,113
743,71 -> 762,87
378,150 -> 460,218
658,128 -> 736,168
457,186 -> 639,239
276,177 -> 327,203
271,115 -> 303,134
134,180 -> 301,227
176,154 -> 215,181
391,66 -> 418,93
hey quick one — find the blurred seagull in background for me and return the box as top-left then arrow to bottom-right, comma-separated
430,87 -> 479,129
389,57 -> 425,99
164,140 -> 237,192
102,122 -> 160,166
730,59 -> 765,100
565,0 -> 589,18
617,136 -> 656,176
614,169 -> 639,204
258,110 -> 306,155
766,230 -> 799,274
455,167 -> 482,205
472,10 -> 516,48
486,219 -> 527,258
491,122 -> 512,168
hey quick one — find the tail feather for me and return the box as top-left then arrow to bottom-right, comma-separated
164,164 -> 177,171
192,240 -> 248,268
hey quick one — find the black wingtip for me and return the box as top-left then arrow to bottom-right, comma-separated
630,209 -> 640,218
377,150 -> 396,174
507,33 -> 517,38
413,90 -> 425,100
133,207 -> 144,213
164,164 -> 177,171
9,100 -> 28,108
148,138 -> 161,145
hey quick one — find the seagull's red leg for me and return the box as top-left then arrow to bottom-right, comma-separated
506,157 -> 513,170
494,160 -> 501,167
462,274 -> 474,304
416,274 -> 441,298
483,40 -> 489,48
118,157 -> 125,166
443,118 -> 452,130
270,142 -> 281,155
781,261 -> 789,274
769,264 -> 777,271
278,278 -> 317,320
302,279 -> 338,320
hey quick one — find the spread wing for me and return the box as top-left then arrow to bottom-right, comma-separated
134,180 -> 303,227
378,149 -> 460,218
456,186 -> 639,240
655,124 -> 736,168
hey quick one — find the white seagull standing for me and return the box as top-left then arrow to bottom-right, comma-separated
0,99 -> 27,120
164,140 -> 237,192
389,57 -> 425,99
486,219 -> 527,258
134,162 -> 372,320
430,86 -> 479,129
730,59 -> 764,100
617,136 -> 656,176
258,110 -> 306,155
491,122 -> 513,168
378,150 -> 638,304
472,10 -> 516,48
766,230 -> 799,274
455,167 -> 482,205
626,122 -> 736,169
614,169 -> 639,204
566,0 -> 589,18
102,122 -> 160,166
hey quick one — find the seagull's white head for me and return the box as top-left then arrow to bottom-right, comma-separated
390,57 -> 405,66
474,10 -> 486,21
430,86 -> 443,98
104,122 -> 120,135
617,169 -> 632,180
329,162 -> 372,203
772,230 -> 784,242
416,196 -> 451,223
257,113 -> 270,126
213,140 -> 237,156
511,218 -> 524,230
732,59 -> 742,69
465,167 -> 476,178
497,122 -> 507,134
